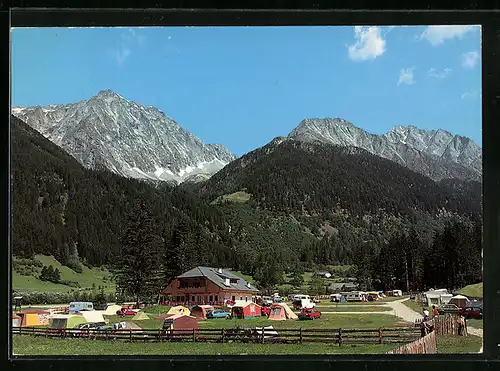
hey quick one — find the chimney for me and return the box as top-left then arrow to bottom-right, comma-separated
217,268 -> 223,274
246,282 -> 252,288
224,278 -> 230,286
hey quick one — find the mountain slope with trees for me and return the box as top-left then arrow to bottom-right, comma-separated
12,115 -> 482,299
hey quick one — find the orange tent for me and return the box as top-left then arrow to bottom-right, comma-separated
190,305 -> 215,320
268,303 -> 298,321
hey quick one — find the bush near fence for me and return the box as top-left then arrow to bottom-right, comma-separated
387,331 -> 437,354
12,326 -> 421,345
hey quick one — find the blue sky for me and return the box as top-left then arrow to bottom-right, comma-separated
11,26 -> 481,156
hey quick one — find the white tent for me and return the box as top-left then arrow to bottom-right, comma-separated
81,311 -> 106,324
104,304 -> 123,315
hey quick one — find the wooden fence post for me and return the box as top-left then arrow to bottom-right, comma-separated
379,328 -> 383,344
299,328 -> 303,344
338,328 -> 342,346
221,328 -> 225,343
32,327 -> 35,336
129,329 -> 132,342
261,328 -> 265,344
193,328 -> 196,342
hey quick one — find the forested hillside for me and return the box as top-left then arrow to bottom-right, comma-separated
11,116 -> 482,297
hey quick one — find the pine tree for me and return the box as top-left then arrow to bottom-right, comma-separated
39,266 -> 48,281
113,198 -> 162,306
53,268 -> 61,283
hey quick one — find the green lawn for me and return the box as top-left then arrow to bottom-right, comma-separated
11,334 -> 400,355
402,299 -> 430,314
142,305 -> 172,315
315,306 -> 391,312
13,255 -> 115,293
459,282 -> 483,299
437,334 -> 482,354
467,319 -> 483,329
124,313 -> 408,331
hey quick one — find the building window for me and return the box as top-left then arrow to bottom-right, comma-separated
191,296 -> 195,302
230,279 -> 238,284
209,296 -> 213,302
215,295 -> 219,302
240,297 -> 243,301
245,297 -> 248,302
232,296 -> 235,301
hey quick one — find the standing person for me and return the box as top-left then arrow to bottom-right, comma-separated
432,305 -> 439,319
423,310 -> 430,322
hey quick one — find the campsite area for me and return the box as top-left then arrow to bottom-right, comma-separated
11,295 -> 483,356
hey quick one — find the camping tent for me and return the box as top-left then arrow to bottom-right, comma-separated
162,314 -> 199,334
81,311 -> 106,324
16,310 -> 51,326
448,295 -> 470,309
12,313 -> 22,328
190,305 -> 214,320
104,304 -> 123,316
132,311 -> 150,321
268,303 -> 298,321
166,306 -> 191,316
231,302 -> 261,319
49,315 -> 88,329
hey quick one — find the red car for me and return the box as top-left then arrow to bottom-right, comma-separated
116,308 -> 136,316
261,306 -> 271,316
298,307 -> 321,320
459,305 -> 483,319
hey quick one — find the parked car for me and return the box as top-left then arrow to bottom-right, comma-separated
298,307 -> 322,320
438,303 -> 460,315
262,296 -> 273,306
273,297 -> 284,303
459,306 -> 483,319
116,308 -> 136,316
261,306 -> 271,316
206,309 -> 230,319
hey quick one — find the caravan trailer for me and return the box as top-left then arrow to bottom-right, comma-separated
69,302 -> 94,312
342,291 -> 366,302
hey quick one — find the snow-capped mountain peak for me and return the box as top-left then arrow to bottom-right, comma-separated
12,90 -> 236,184
288,118 -> 481,181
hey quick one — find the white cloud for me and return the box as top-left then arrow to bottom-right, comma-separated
347,26 -> 386,61
419,25 -> 477,46
397,67 -> 416,86
461,90 -> 477,99
110,28 -> 146,66
115,48 -> 131,66
428,67 -> 452,80
462,51 -> 479,68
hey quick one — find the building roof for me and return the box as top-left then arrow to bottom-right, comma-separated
177,266 -> 259,292
329,282 -> 358,291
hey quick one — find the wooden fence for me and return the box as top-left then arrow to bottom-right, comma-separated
414,314 -> 468,336
12,326 -> 421,345
386,331 -> 437,354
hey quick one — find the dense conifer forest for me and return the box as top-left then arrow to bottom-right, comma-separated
11,116 -> 482,299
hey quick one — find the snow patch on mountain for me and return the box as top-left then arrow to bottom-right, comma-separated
12,90 -> 236,184
288,118 -> 482,181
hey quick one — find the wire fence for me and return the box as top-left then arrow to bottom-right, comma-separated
12,326 -> 421,345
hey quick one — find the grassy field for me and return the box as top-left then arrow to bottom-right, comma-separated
11,334 -> 400,355
211,191 -> 252,205
437,334 -> 482,354
402,298 -> 429,314
315,306 -> 391,312
13,255 -> 115,293
459,282 -> 483,299
467,319 -> 483,329
123,313 -> 409,331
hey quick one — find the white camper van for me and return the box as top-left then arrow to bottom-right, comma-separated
343,291 -> 365,302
